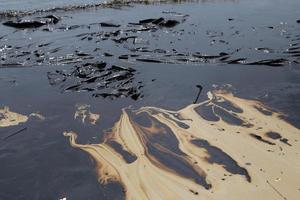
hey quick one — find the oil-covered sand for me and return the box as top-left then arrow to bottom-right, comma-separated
0,0 -> 300,200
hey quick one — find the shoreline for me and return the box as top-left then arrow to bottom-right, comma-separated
0,1 -> 300,199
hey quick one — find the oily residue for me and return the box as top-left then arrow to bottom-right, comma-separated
1,7 -> 299,71
74,104 -> 100,125
48,63 -> 143,100
250,133 -> 275,145
129,111 -> 211,189
191,139 -> 251,182
195,95 -> 252,127
195,103 -> 220,122
266,131 -> 292,146
64,90 -> 300,200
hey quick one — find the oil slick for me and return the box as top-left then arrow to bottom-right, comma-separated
64,91 -> 300,200
0,106 -> 28,127
74,104 -> 100,125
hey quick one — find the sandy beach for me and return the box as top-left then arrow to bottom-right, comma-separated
0,0 -> 300,199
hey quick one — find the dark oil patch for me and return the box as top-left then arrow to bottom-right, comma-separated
279,138 -> 291,146
254,106 -> 273,116
214,107 -> 250,127
189,189 -> 199,195
265,132 -> 281,140
250,133 -> 275,145
195,103 -> 219,122
278,114 -> 300,129
161,113 -> 190,129
191,139 -> 251,182
146,143 -> 211,189
130,111 -> 153,128
107,140 -> 137,164
130,112 -> 211,189
214,100 -> 243,113
265,132 -> 292,146
138,115 -> 187,156
168,112 -> 193,122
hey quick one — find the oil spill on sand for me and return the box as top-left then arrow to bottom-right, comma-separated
64,90 -> 300,200
0,107 -> 28,127
0,107 -> 45,140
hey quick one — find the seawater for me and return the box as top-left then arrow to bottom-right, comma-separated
0,0 -> 107,11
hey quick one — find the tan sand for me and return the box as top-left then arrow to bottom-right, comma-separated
64,90 -> 300,200
0,106 -> 28,127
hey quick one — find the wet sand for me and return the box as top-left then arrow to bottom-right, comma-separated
64,91 -> 300,200
0,0 -> 300,199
